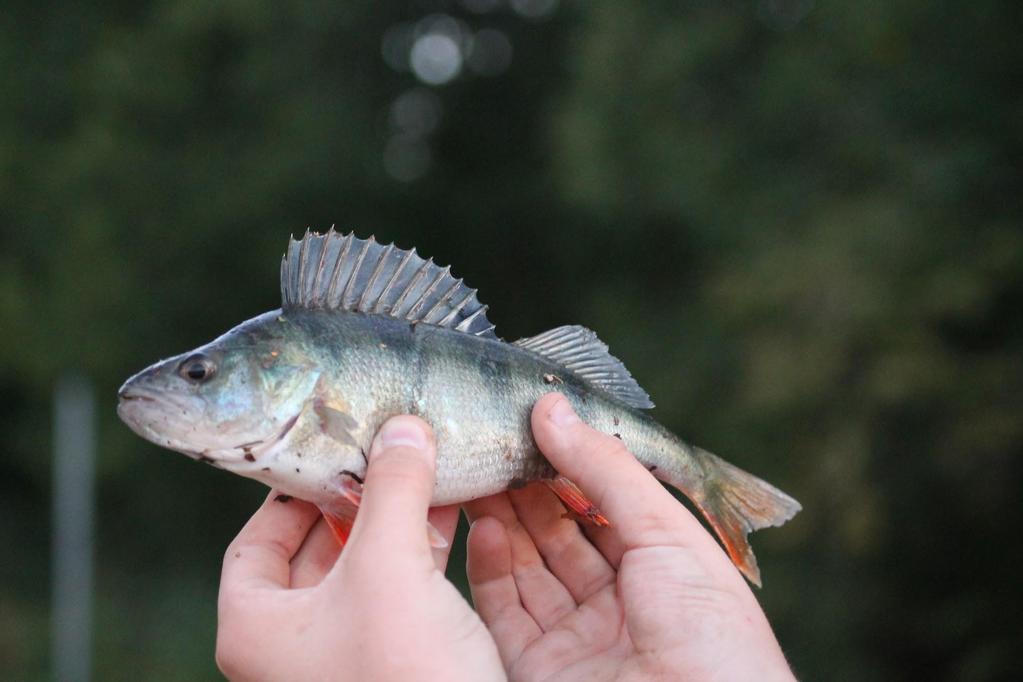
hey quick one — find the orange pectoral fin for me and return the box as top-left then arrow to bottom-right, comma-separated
545,475 -> 610,527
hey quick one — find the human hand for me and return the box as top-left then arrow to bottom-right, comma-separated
215,416 -> 504,682
464,394 -> 796,682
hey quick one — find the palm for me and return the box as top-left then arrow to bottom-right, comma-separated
507,580 -> 630,682
465,483 -> 791,682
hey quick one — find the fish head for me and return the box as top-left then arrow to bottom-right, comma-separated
117,312 -> 319,468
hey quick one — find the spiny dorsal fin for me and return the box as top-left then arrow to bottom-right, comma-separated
514,325 -> 654,409
280,229 -> 497,338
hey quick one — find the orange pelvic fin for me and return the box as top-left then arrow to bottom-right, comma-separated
338,473 -> 363,507
322,473 -> 448,549
321,504 -> 357,547
319,474 -> 363,547
545,475 -> 610,527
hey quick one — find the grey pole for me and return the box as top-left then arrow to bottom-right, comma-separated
51,375 -> 95,682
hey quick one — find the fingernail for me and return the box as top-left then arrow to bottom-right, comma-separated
549,397 -> 580,427
376,417 -> 429,451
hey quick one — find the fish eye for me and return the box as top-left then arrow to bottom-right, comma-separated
179,354 -> 216,383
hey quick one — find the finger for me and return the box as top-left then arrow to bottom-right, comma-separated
532,394 -> 721,556
506,483 -> 616,602
428,504 -> 461,572
466,516 -> 542,666
579,519 -> 630,567
345,416 -> 437,556
464,491 -> 577,630
221,490 -> 321,592
462,491 -> 508,525
289,516 -> 342,588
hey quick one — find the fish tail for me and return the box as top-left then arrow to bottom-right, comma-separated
660,447 -> 801,587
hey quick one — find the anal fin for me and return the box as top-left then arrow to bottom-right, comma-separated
545,475 -> 610,527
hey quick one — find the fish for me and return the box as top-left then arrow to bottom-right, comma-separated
117,229 -> 801,586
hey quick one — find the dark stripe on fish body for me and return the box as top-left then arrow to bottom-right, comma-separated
478,343 -> 513,390
409,320 -> 429,416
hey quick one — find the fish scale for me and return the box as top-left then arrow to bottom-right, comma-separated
118,229 -> 801,586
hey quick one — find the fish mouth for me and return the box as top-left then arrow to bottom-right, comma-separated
116,388 -> 161,424
116,387 -> 213,459
116,388 -> 172,429
117,378 -> 164,406
118,392 -> 155,403
116,375 -> 303,470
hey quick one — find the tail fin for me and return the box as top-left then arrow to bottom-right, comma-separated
680,448 -> 801,587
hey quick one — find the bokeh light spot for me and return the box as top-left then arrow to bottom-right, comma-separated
390,88 -> 444,137
410,34 -> 463,85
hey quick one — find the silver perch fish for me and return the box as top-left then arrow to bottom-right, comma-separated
118,230 -> 801,585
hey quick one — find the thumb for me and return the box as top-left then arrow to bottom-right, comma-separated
531,393 -> 713,552
346,416 -> 437,553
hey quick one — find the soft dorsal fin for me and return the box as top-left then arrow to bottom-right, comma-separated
513,325 -> 654,409
280,230 -> 497,338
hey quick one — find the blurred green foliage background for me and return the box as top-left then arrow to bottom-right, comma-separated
2,1 -> 1021,679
